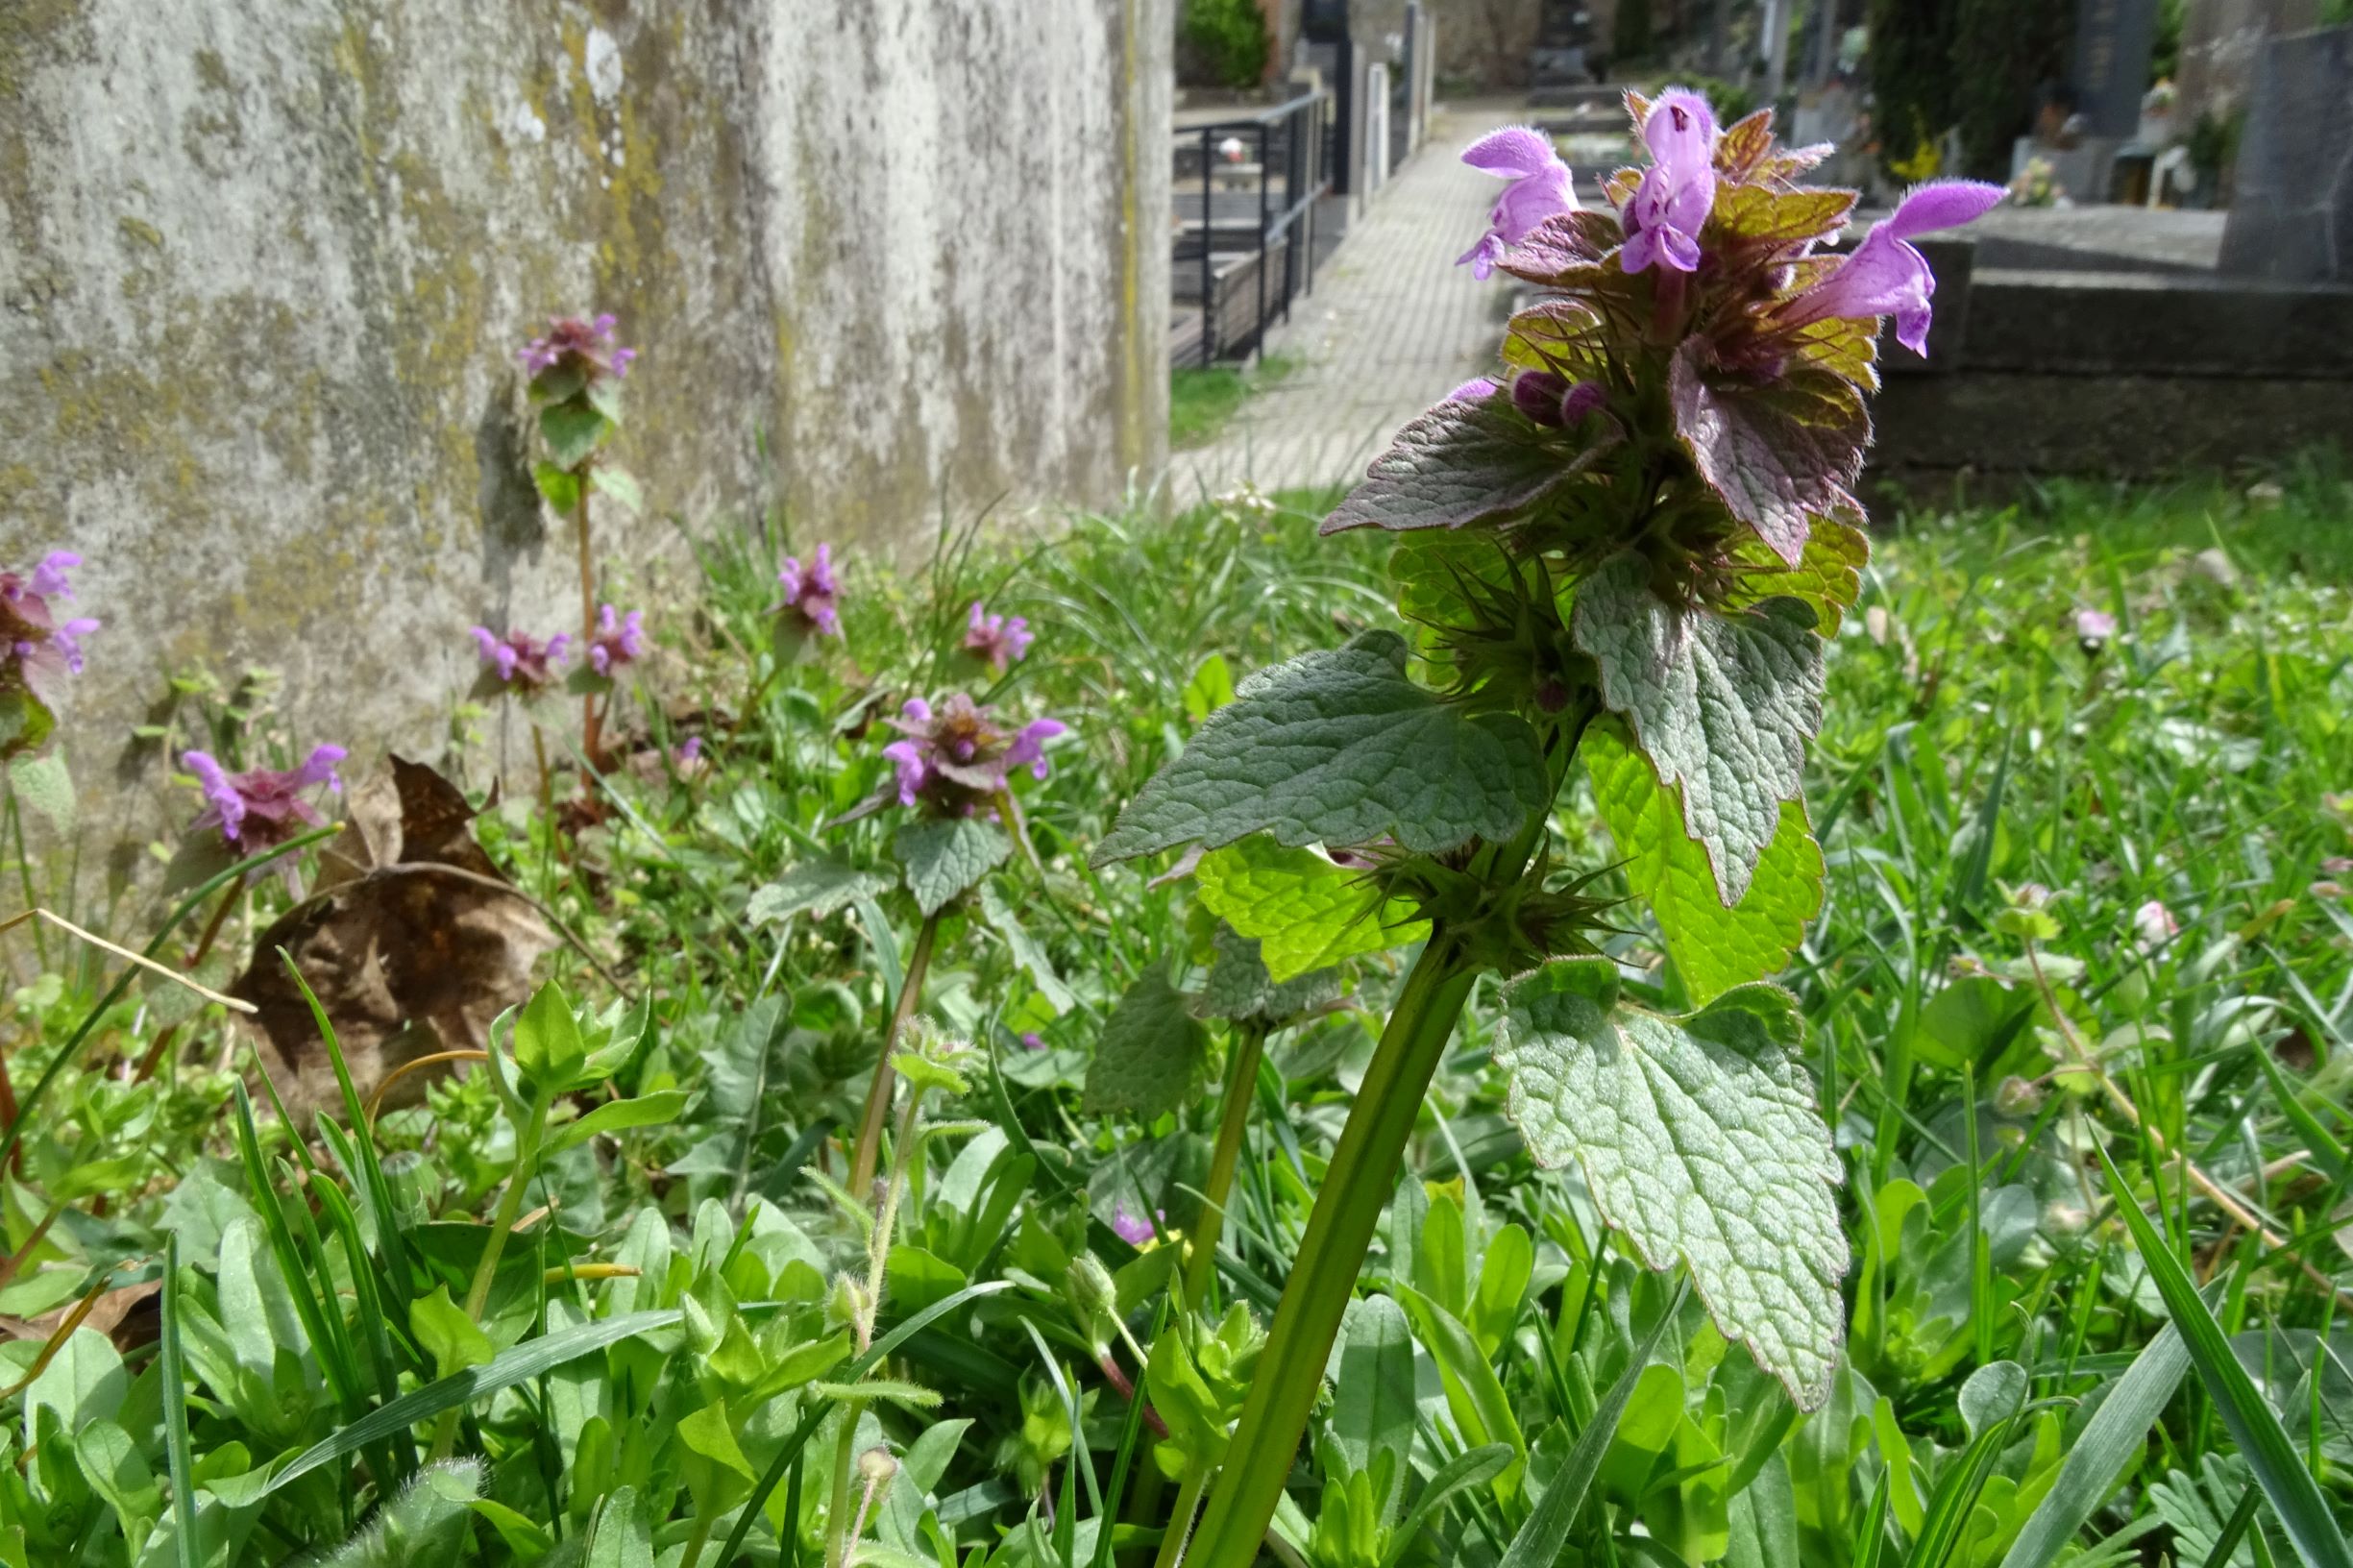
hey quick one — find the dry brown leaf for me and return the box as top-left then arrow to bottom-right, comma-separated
232,755 -> 555,1108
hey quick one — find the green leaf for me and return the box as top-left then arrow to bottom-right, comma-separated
1195,837 -> 1430,982
1669,345 -> 1868,566
2095,1142 -> 2353,1568
542,1090 -> 689,1159
1334,1296 -> 1417,1497
1585,722 -> 1823,1002
589,465 -> 643,514
1571,554 -> 1825,902
1184,653 -> 1237,723
1495,959 -> 1846,1407
1321,393 -> 1574,534
8,749 -> 74,835
1996,1322 -> 2190,1568
410,1284 -> 496,1380
895,817 -> 1010,917
540,403 -> 611,470
1380,1445 -> 1516,1568
1099,631 -> 1549,868
675,1400 -> 758,1516
1193,922 -> 1341,1023
1724,510 -> 1871,634
1082,966 -> 1211,1119
748,859 -> 896,926
532,461 -> 582,514
1395,1286 -> 1527,1500
512,978 -> 588,1090
0,688 -> 57,760
263,1310 -> 685,1494
980,881 -> 1075,1014
587,1485 -> 656,1568
1493,1281 -> 1687,1568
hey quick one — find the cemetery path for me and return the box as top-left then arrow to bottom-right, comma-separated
1174,101 -> 1523,501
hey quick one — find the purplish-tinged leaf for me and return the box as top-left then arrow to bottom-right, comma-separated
1724,511 -> 1871,634
1571,555 -> 1825,903
1195,836 -> 1430,982
1495,958 -> 1846,1407
1670,344 -> 1868,566
1082,967 -> 1211,1119
1095,632 -> 1549,865
1321,395 -> 1574,535
895,817 -> 1010,916
1585,722 -> 1823,1001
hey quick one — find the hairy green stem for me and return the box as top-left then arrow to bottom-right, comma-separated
1184,1024 -> 1266,1310
1152,1469 -> 1210,1568
1183,935 -> 1477,1568
429,1092 -> 545,1460
849,911 -> 941,1199
826,1077 -> 924,1568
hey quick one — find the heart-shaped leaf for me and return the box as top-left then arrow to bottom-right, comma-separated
1095,632 -> 1549,865
1082,966 -> 1211,1119
1495,958 -> 1846,1407
895,817 -> 1010,917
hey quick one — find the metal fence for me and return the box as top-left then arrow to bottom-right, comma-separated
1171,90 -> 1334,367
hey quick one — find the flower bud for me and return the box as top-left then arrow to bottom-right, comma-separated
1510,369 -> 1573,427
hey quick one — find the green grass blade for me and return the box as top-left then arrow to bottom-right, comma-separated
2096,1141 -> 2353,1568
263,1308 -> 686,1494
159,1233 -> 200,1568
2206,1487 -> 2267,1568
718,1280 -> 1018,1562
1997,1321 -> 2191,1568
1379,1444 -> 1514,1568
1492,1279 -> 1688,1568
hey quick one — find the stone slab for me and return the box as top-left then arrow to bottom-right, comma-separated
2219,24 -> 2353,282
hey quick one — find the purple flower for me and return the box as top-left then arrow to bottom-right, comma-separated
1110,1201 -> 1164,1247
587,603 -> 647,674
2132,899 -> 2179,950
774,544 -> 841,637
1445,377 -> 1500,404
471,625 -> 572,694
1620,89 -> 1718,275
677,736 -> 703,765
0,551 -> 100,699
1017,1031 -> 1046,1052
868,693 -> 1069,818
1455,126 -> 1578,280
183,744 -> 347,848
1778,180 -> 2006,355
519,312 -> 634,382
962,600 -> 1034,674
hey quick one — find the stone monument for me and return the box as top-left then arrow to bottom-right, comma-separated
2218,25 -> 2353,282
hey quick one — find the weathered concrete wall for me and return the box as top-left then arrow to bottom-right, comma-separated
0,0 -> 1168,852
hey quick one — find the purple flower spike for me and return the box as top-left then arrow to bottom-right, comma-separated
1621,89 -> 1718,275
775,543 -> 842,637
588,603 -> 648,675
1779,179 -> 2006,355
962,600 -> 1035,674
519,312 -> 633,384
472,625 -> 571,694
28,552 -> 79,600
1456,126 -> 1577,280
0,551 -> 99,695
182,743 -> 348,849
858,694 -> 1067,820
1110,1201 -> 1164,1247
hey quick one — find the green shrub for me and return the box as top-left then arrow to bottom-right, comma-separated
1612,0 -> 1654,66
1866,0 -> 1956,173
1181,0 -> 1269,91
1951,0 -> 2073,180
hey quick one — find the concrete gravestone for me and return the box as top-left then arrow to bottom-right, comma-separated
2218,25 -> 2353,283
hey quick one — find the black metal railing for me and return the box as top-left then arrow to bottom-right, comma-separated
1172,90 -> 1334,367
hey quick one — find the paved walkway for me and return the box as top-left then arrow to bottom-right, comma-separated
1173,101 -> 1528,500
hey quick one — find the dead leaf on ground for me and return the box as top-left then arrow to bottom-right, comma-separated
231,755 -> 555,1109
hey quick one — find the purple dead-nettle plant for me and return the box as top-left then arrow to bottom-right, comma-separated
522,309 -> 642,761
471,626 -> 573,697
961,600 -> 1034,674
181,745 -> 347,850
1099,92 -> 2005,1568
774,544 -> 843,640
838,688 -> 1070,1195
586,603 -> 647,674
0,551 -> 100,756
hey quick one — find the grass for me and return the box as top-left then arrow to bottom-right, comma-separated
1170,353 -> 1301,451
3,457 -> 2352,1566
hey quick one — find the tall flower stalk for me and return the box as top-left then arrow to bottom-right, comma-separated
1091,97 -> 2003,1568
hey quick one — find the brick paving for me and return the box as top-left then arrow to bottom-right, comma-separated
1174,101 -> 1529,500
